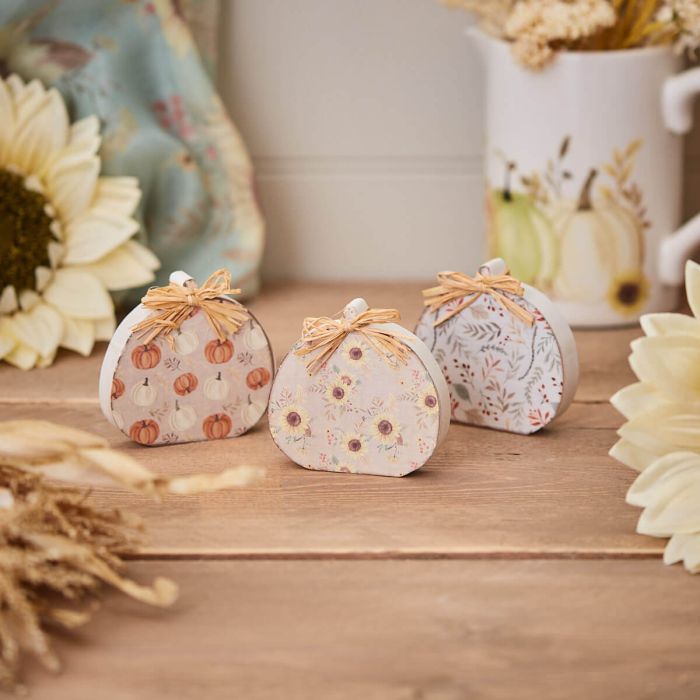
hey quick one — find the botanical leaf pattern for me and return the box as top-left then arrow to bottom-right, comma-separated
268,335 -> 442,477
415,293 -> 564,434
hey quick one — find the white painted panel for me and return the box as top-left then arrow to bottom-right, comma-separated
219,0 -> 700,281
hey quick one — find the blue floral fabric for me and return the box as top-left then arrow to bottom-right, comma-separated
0,0 -> 264,301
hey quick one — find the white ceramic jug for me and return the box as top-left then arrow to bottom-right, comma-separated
469,29 -> 700,327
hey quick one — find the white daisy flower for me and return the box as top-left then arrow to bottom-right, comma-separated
0,75 -> 158,369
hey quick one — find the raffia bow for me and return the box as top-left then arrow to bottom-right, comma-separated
423,271 -> 534,327
294,308 -> 410,374
132,269 -> 249,348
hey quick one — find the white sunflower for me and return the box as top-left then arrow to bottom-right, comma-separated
610,260 -> 700,574
0,75 -> 158,369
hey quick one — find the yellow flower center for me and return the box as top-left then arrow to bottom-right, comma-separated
0,168 -> 57,295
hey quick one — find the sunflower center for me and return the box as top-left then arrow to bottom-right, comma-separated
0,169 -> 57,295
378,420 -> 393,435
617,282 -> 640,307
286,411 -> 302,427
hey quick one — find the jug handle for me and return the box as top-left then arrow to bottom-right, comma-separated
660,67 -> 700,285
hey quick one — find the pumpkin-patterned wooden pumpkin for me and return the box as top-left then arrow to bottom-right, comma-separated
268,298 -> 450,477
415,258 -> 579,434
99,270 -> 275,446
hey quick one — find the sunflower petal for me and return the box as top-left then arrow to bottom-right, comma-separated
686,260 -> 700,321
609,438 -> 658,472
60,316 -> 95,356
0,317 -> 17,360
640,312 -> 700,338
629,336 -> 700,401
3,342 -> 39,370
610,382 -> 664,420
0,77 -> 15,161
42,268 -> 113,319
92,177 -> 141,217
626,451 -> 700,507
46,155 -> 99,223
63,209 -> 139,264
9,302 -> 64,358
664,533 -> 700,573
94,316 -> 116,342
80,240 -> 158,290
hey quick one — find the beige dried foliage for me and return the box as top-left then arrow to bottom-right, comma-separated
441,0 -> 696,69
0,420 -> 263,691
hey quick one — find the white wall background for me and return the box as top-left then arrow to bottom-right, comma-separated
219,0 -> 700,282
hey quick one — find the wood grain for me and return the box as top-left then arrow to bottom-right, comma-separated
0,400 -> 651,556
27,560 -> 700,700
0,282 -> 638,403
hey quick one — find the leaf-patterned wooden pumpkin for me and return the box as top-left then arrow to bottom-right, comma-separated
415,259 -> 579,434
99,270 -> 274,445
268,298 -> 450,477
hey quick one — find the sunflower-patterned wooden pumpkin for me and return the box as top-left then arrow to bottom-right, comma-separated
99,270 -> 274,446
415,258 -> 579,434
268,298 -> 450,477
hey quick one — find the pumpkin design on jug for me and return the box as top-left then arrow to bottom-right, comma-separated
99,270 -> 275,446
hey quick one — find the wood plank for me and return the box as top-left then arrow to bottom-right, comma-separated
0,282 -> 639,404
0,400 -> 652,556
27,559 -> 700,699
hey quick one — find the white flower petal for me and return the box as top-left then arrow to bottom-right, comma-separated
610,382 -> 665,420
686,260 -> 700,321
627,452 -> 700,507
629,336 -> 700,401
619,403 -> 700,455
46,155 -> 99,223
0,318 -> 17,359
63,209 -> 139,264
9,302 -> 64,357
59,316 -> 95,356
68,115 -> 100,153
92,177 -> 141,217
664,533 -> 700,573
0,77 -> 15,161
80,240 -> 158,290
640,312 -> 700,338
42,268 -> 113,320
0,286 -> 18,314
609,438 -> 657,472
4,342 -> 39,370
35,266 -> 52,292
94,315 -> 116,341
7,87 -> 68,174
18,290 -> 40,311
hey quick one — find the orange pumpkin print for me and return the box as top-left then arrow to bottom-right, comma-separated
129,419 -> 160,445
111,377 -> 125,400
131,343 -> 161,370
203,413 -> 232,440
246,367 -> 271,390
205,339 -> 233,364
173,372 -> 199,396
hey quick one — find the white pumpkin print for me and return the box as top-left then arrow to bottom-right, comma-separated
131,377 -> 157,407
241,396 -> 266,426
204,371 -> 230,400
268,298 -> 450,477
99,270 -> 276,446
243,325 -> 269,352
553,170 -> 644,309
170,400 -> 197,431
172,328 -> 199,355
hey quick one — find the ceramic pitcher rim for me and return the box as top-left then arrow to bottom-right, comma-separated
467,27 -> 676,61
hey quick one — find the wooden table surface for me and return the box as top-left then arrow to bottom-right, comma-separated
2,282 -> 698,699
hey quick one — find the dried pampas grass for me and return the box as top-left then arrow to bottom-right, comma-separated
0,420 -> 262,691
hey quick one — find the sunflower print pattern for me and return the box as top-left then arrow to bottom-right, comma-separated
415,292 -> 565,434
109,308 -> 274,445
268,334 -> 442,477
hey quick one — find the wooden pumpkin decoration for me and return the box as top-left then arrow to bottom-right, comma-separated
99,270 -> 274,446
415,258 -> 579,434
173,372 -> 198,396
268,298 -> 450,477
